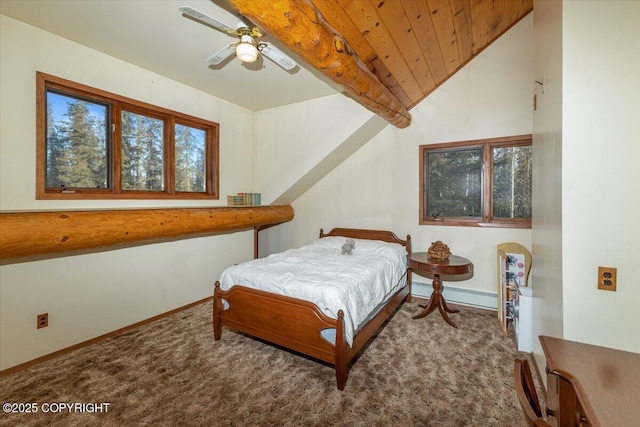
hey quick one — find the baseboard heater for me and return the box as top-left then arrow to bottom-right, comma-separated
412,281 -> 498,310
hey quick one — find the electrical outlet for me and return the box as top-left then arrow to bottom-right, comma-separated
597,267 -> 617,292
37,313 -> 48,329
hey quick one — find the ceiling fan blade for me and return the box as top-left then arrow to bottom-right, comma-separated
179,6 -> 238,36
206,44 -> 237,66
259,43 -> 298,71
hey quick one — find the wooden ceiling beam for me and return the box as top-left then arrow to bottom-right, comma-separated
0,206 -> 294,261
225,0 -> 411,129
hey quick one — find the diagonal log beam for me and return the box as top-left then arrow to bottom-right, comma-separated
226,0 -> 411,128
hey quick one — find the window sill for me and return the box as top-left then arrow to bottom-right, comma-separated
420,219 -> 531,229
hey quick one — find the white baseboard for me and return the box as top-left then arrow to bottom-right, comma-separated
411,281 -> 497,311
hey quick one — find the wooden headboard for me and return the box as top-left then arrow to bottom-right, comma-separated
319,228 -> 411,254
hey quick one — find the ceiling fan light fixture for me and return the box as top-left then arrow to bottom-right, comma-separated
236,41 -> 258,63
180,7 -> 297,71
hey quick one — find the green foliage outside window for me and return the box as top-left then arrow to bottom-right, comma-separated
492,146 -> 532,219
427,148 -> 482,218
175,125 -> 206,193
121,111 -> 164,192
37,72 -> 219,200
420,135 -> 532,228
46,92 -> 108,189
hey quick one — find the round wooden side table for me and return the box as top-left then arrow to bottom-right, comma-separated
407,253 -> 473,328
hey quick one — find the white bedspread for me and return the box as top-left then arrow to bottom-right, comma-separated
219,236 -> 407,346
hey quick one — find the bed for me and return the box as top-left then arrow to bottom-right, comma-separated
213,227 -> 412,390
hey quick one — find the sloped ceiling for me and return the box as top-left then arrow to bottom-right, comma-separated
229,0 -> 533,127
0,0 -> 339,110
0,0 -> 532,127
312,0 -> 533,107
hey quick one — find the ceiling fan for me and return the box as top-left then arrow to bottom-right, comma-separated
179,6 -> 298,71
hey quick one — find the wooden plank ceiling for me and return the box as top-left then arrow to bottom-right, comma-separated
229,0 -> 533,127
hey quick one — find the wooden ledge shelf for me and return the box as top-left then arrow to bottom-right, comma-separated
0,205 -> 294,261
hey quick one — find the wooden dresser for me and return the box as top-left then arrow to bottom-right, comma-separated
540,335 -> 640,427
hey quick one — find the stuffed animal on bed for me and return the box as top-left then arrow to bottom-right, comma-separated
341,238 -> 355,255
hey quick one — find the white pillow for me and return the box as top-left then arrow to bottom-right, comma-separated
309,236 -> 404,253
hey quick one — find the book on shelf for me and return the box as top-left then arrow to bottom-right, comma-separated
226,195 -> 244,206
227,193 -> 261,206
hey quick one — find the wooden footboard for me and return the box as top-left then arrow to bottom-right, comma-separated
213,282 -> 344,365
214,281 -> 409,390
214,227 -> 412,390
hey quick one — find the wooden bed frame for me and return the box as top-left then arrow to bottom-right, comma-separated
213,227 -> 412,390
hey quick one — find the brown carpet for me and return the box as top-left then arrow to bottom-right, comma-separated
1,300 -> 536,426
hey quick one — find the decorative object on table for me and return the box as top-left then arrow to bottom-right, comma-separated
427,240 -> 451,261
341,238 -> 355,255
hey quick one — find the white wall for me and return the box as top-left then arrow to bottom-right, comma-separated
531,0 -> 564,371
560,1 -> 640,351
258,15 -> 534,307
254,94 -> 376,204
0,16 -> 257,370
531,0 -> 640,362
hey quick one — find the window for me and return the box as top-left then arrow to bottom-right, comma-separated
419,135 -> 532,228
36,72 -> 219,199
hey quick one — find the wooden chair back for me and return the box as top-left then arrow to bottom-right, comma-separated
514,358 -> 549,426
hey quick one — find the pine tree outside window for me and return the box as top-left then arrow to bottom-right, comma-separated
36,72 -> 219,200
175,124 -> 206,193
45,91 -> 110,190
419,135 -> 532,228
121,110 -> 165,192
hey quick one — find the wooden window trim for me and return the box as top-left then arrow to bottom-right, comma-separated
419,134 -> 532,229
36,72 -> 219,200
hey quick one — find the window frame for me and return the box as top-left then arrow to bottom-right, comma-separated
419,134 -> 532,229
36,72 -> 219,200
